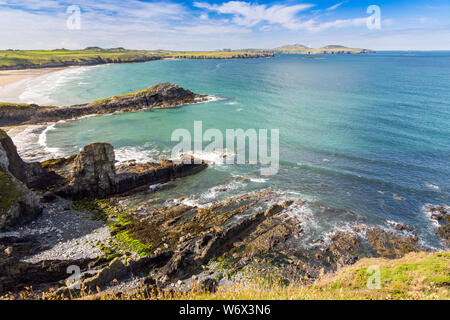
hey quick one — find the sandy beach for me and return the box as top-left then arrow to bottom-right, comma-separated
0,67 -> 70,87
0,66 -> 82,105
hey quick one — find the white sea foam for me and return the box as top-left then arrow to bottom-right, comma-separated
7,125 -> 60,162
231,174 -> 268,183
205,95 -> 227,103
422,204 -> 448,228
115,145 -> 164,164
18,67 -> 91,105
425,182 -> 440,191
174,148 -> 235,166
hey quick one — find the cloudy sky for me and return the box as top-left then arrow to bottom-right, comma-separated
1,0 -> 449,50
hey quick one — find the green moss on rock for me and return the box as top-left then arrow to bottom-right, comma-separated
0,171 -> 24,215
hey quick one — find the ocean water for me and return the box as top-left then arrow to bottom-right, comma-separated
15,52 -> 450,249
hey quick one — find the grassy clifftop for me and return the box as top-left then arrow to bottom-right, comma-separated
173,251 -> 449,300
0,48 -> 161,69
0,48 -> 273,70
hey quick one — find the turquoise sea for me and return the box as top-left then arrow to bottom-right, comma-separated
18,52 -> 450,249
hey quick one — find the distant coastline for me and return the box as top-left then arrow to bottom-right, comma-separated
0,45 -> 373,71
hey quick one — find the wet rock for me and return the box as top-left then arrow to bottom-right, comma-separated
394,223 -> 411,231
265,204 -> 283,217
324,232 -> 362,267
426,205 -> 449,246
366,228 -> 419,258
115,156 -> 207,194
247,218 -> 301,254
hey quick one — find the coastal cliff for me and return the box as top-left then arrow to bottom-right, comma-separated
0,48 -> 275,71
0,130 -> 42,230
0,83 -> 207,126
0,129 -> 448,299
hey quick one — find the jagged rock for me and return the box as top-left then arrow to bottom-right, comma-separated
82,257 -> 128,291
0,129 -> 44,187
322,232 -> 362,267
0,251 -> 94,293
247,218 -> 301,254
366,228 -> 419,258
129,251 -> 174,276
46,147 -> 207,200
67,143 -> 116,199
265,204 -> 283,217
0,130 -> 42,230
426,205 -> 449,246
158,209 -> 268,281
115,156 -> 207,194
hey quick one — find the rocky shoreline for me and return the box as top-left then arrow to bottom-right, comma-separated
0,79 -> 448,299
0,83 -> 208,126
1,125 -> 448,298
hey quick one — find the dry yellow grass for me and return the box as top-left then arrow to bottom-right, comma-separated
43,251 -> 448,301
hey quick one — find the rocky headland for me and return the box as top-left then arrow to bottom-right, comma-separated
0,83 -> 208,126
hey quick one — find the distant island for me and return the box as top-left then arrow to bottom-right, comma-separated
238,44 -> 375,55
0,44 -> 374,70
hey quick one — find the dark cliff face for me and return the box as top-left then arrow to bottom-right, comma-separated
0,83 -> 208,126
0,130 -> 28,183
0,130 -> 42,230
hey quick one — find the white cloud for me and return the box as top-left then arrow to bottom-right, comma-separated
326,1 -> 349,12
175,24 -> 251,35
193,1 -> 369,33
194,1 -> 314,30
0,0 -> 61,10
306,17 -> 367,32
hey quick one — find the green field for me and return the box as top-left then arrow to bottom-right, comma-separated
0,48 -> 161,69
0,48 -> 272,69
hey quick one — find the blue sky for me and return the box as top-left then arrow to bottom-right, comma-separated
0,0 -> 449,50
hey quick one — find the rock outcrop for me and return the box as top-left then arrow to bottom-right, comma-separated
41,144 -> 207,200
366,228 -> 419,258
115,156 -> 208,195
0,83 -> 208,126
67,143 -> 116,199
0,130 -> 42,230
426,205 -> 449,246
0,249 -> 94,294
